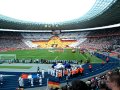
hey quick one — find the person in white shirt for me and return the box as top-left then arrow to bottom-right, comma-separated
0,74 -> 3,85
56,70 -> 58,77
18,76 -> 24,88
41,69 -> 45,78
39,75 -> 42,85
51,68 -> 55,76
48,67 -> 51,75
31,77 -> 34,86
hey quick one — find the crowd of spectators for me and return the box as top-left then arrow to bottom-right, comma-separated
0,31 -> 89,51
21,32 -> 53,41
79,29 -> 120,52
0,31 -> 29,51
59,31 -> 89,40
49,67 -> 120,90
0,29 -> 119,51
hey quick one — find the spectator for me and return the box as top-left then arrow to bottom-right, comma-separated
71,79 -> 89,90
61,84 -> 72,90
98,80 -> 110,90
106,71 -> 120,90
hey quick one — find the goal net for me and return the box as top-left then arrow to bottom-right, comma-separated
0,54 -> 16,60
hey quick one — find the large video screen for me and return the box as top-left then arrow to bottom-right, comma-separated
52,30 -> 61,35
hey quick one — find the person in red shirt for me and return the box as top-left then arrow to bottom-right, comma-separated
89,64 -> 92,72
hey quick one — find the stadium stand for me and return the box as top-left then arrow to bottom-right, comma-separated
79,29 -> 120,51
0,33 -> 120,90
0,32 -> 29,52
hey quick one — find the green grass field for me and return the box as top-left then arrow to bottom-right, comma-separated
0,49 -> 103,63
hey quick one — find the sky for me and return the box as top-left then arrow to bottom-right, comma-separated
0,0 -> 96,23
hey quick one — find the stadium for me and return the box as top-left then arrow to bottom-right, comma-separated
0,0 -> 120,90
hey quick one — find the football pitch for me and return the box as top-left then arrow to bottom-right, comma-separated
0,49 -> 103,63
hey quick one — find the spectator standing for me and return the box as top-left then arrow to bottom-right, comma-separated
71,79 -> 89,90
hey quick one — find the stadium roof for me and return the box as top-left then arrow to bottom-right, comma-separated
0,0 -> 120,31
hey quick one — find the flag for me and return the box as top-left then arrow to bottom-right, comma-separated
31,74 -> 38,78
48,78 -> 60,88
21,74 -> 28,79
21,73 -> 38,79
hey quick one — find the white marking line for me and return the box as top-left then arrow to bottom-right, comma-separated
3,75 -> 16,76
54,56 -> 58,60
